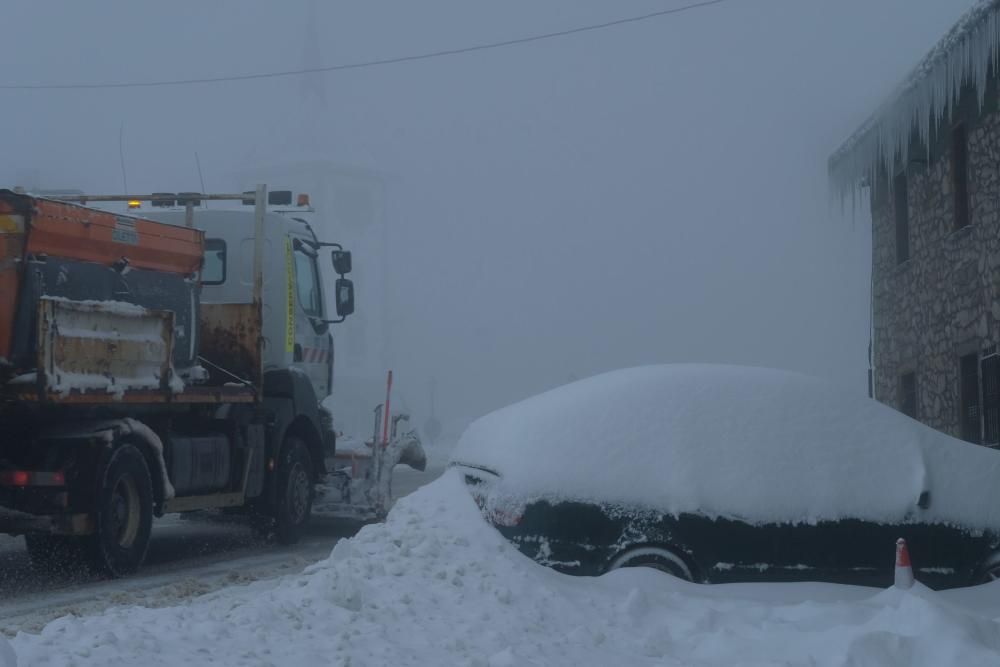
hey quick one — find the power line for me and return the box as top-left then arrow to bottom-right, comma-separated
0,0 -> 734,91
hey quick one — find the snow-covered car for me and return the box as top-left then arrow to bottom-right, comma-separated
450,365 -> 1000,589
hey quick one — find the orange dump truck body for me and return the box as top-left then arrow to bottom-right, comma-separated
0,190 -> 204,391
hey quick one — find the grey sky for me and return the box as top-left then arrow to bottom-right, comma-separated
0,1 -> 980,429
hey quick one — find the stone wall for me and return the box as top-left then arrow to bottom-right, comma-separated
872,106 -> 1000,439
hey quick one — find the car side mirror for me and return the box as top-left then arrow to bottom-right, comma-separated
332,250 -> 352,275
917,490 -> 931,509
335,278 -> 355,318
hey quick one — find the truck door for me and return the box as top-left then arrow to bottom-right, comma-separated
290,237 -> 332,397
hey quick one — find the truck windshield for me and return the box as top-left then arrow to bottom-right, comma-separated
293,248 -> 322,316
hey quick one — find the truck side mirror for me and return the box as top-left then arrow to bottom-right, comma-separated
332,250 -> 352,275
335,278 -> 355,318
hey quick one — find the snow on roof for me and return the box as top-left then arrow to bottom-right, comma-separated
830,0 -> 1000,202
451,364 -> 1000,528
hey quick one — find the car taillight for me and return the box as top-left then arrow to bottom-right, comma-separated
462,471 -> 519,525
0,470 -> 66,487
489,508 -> 523,527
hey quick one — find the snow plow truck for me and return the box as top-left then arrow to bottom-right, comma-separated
0,185 -> 422,576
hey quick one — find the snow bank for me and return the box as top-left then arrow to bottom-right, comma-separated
8,470 -> 1000,666
451,364 -> 1000,529
0,635 -> 14,667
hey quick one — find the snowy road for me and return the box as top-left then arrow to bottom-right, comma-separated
0,465 -> 443,636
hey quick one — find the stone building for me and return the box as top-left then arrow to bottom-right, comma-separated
830,1 -> 1000,445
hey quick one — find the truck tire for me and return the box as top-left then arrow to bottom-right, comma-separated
274,436 -> 314,545
88,444 -> 154,577
25,534 -> 87,574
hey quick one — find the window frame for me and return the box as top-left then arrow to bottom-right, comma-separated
201,238 -> 227,286
982,352 -> 1000,446
893,170 -> 910,264
899,371 -> 917,419
960,352 -> 982,443
292,245 -> 324,318
951,122 -> 971,231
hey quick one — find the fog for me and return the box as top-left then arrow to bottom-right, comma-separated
0,1 -> 978,433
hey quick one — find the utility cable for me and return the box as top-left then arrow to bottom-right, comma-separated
0,0 -> 735,90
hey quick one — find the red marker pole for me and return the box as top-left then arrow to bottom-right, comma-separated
382,370 -> 393,447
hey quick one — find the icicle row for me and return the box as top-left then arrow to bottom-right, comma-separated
830,0 -> 1000,208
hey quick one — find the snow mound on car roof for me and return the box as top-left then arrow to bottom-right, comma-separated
451,364 -> 1000,528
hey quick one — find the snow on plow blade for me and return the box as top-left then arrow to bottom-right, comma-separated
396,430 -> 427,472
33,297 -> 178,399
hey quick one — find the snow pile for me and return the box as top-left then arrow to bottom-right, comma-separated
451,364 -> 1000,529
8,470 -> 1000,666
0,635 -> 14,667
41,297 -> 151,317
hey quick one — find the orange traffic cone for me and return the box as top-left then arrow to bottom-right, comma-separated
894,538 -> 914,589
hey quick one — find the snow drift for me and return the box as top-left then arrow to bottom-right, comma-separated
7,469 -> 1000,666
451,364 -> 1000,529
0,635 -> 14,667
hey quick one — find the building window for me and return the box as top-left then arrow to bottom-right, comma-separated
952,122 -> 970,230
982,353 -> 1000,445
894,171 -> 909,263
899,372 -> 917,418
960,352 -> 981,443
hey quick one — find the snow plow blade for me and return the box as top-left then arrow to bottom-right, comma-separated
396,430 -> 427,472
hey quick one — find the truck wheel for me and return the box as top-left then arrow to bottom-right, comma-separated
274,436 -> 314,545
88,444 -> 154,577
25,534 -> 87,574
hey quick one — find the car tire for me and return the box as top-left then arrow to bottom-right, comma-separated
88,444 -> 154,577
607,546 -> 696,582
274,436 -> 315,545
25,534 -> 87,574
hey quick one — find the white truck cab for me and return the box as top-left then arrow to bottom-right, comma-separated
143,197 -> 354,401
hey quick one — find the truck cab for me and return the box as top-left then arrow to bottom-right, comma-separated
143,195 -> 354,401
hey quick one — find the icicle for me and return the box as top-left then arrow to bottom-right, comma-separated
830,0 -> 1000,210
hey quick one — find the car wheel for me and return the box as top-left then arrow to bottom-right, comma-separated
274,436 -> 315,545
607,546 -> 695,581
88,444 -> 154,577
